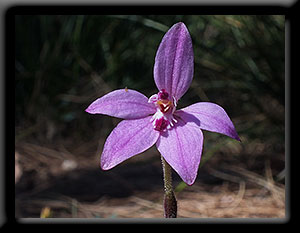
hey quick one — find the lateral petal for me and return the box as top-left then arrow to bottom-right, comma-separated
85,89 -> 156,119
176,102 -> 240,141
101,116 -> 159,170
154,22 -> 194,101
156,119 -> 203,185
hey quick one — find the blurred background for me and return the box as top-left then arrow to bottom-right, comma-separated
15,15 -> 285,218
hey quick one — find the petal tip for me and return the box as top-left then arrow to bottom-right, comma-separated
174,22 -> 187,29
85,104 -> 97,114
235,134 -> 242,142
100,155 -> 112,170
85,107 -> 92,113
100,160 -> 112,170
230,129 -> 241,142
185,179 -> 195,186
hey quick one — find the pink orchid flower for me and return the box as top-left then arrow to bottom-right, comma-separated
86,22 -> 240,185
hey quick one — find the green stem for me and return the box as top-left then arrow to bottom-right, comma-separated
161,156 -> 177,218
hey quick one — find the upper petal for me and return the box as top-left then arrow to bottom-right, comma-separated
176,102 -> 240,141
85,89 -> 156,119
156,119 -> 203,185
101,116 -> 160,170
154,22 -> 194,101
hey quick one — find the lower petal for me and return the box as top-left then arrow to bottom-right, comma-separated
156,119 -> 203,185
101,116 -> 159,170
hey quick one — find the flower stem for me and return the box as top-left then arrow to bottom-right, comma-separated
161,156 -> 177,218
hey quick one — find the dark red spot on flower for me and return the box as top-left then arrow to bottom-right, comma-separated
158,89 -> 169,100
154,117 -> 169,131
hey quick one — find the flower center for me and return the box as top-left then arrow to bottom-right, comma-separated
157,99 -> 173,113
148,89 -> 177,132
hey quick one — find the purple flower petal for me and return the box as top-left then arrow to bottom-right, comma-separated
85,89 -> 156,119
101,116 -> 160,170
154,22 -> 194,101
156,119 -> 203,185
176,102 -> 240,141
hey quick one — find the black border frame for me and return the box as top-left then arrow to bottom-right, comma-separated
5,2 -> 297,227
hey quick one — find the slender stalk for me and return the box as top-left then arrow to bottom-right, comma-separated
161,156 -> 177,218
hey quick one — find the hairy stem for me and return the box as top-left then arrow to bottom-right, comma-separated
161,156 -> 177,218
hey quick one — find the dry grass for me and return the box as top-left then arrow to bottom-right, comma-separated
16,184 -> 285,219
15,141 -> 285,219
